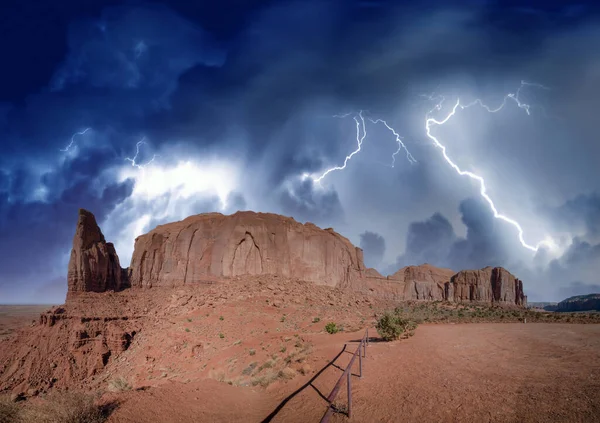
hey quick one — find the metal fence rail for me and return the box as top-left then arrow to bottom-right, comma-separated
320,328 -> 369,422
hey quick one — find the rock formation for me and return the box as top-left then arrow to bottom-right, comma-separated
127,211 -> 365,289
445,266 -> 527,306
389,265 -> 456,301
67,209 -> 127,293
67,209 -> 527,307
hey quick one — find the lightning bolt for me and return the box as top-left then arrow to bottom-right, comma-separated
368,118 -> 417,166
60,128 -> 91,152
310,111 -> 417,182
312,111 -> 368,183
425,81 -> 552,252
125,138 -> 158,169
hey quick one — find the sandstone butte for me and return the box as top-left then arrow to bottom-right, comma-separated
68,208 -> 527,306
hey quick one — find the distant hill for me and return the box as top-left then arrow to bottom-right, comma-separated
528,302 -> 558,311
554,294 -> 600,312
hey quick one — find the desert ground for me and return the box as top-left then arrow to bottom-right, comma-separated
0,305 -> 55,340
91,323 -> 600,423
2,292 -> 600,422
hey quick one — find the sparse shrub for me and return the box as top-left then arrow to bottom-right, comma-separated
280,316 -> 286,322
242,362 -> 258,375
108,376 -> 132,392
376,312 -> 418,341
249,349 -> 256,356
280,346 -> 287,353
0,395 -> 21,423
312,317 -> 320,323
219,333 -> 225,339
187,318 -> 192,322
219,316 -> 224,321
376,312 -> 403,341
325,322 -> 339,334
258,359 -> 275,372
185,328 -> 190,332
24,392 -> 106,423
278,367 -> 297,380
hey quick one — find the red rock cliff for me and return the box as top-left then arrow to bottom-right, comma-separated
67,209 -> 127,293
128,211 -> 365,288
445,266 -> 527,306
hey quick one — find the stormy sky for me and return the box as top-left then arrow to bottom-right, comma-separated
1,0 -> 600,303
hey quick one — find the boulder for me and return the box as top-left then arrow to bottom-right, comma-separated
67,209 -> 127,293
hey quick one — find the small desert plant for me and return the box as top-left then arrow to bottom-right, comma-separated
280,316 -> 286,322
376,312 -> 418,341
219,316 -> 224,321
280,346 -> 287,353
0,395 -> 21,423
258,359 -> 275,372
242,362 -> 258,376
23,392 -> 106,423
185,328 -> 190,332
187,318 -> 192,322
108,376 -> 132,392
249,349 -> 256,356
278,367 -> 297,380
219,333 -> 225,339
312,317 -> 320,323
325,322 -> 339,334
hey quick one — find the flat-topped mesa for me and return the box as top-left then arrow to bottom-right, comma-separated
128,211 -> 365,288
445,266 -> 527,306
67,209 -> 127,293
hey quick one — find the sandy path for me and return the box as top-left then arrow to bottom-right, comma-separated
328,324 -> 600,423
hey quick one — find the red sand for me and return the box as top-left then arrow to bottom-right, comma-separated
106,323 -> 600,423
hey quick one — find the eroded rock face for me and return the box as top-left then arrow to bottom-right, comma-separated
128,211 -> 365,288
389,264 -> 456,301
67,209 -> 127,293
445,266 -> 527,306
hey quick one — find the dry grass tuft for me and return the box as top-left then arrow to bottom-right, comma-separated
107,377 -> 132,393
22,392 -> 106,423
0,395 -> 21,423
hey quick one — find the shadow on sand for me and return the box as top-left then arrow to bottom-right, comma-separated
260,343 -> 350,423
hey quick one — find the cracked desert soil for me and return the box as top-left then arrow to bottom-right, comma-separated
105,323 -> 600,423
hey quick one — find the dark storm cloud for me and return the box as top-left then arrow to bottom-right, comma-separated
549,192 -> 600,240
1,3 -> 224,160
448,198 -> 509,270
558,282 -> 600,299
2,0 -> 600,303
279,179 -> 344,225
394,212 -> 457,270
359,231 -> 386,269
392,198 -> 510,272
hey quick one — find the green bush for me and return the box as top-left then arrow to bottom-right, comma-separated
312,317 -> 320,323
325,322 -> 338,334
376,312 -> 418,341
